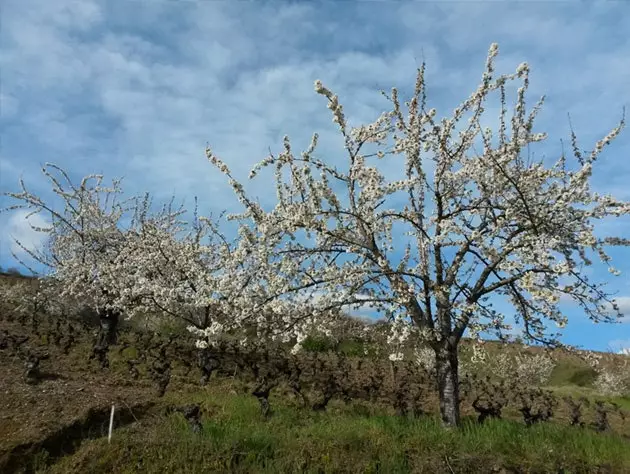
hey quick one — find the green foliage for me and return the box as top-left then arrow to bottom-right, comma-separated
120,346 -> 138,360
568,367 -> 599,387
46,385 -> 630,474
6,267 -> 23,276
301,337 -> 376,357
301,335 -> 336,353
549,361 -> 598,387
337,340 -> 365,357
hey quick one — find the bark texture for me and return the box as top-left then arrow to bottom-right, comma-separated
435,342 -> 461,427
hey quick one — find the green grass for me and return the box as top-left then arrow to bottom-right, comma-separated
547,360 -> 599,388
43,381 -> 630,474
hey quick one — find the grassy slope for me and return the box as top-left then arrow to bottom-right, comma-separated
2,272 -> 630,473
45,378 -> 630,474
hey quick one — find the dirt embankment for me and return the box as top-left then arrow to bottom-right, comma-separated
0,347 -> 160,474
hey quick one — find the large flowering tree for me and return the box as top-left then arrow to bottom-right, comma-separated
1,164 -> 341,360
205,43 -> 630,427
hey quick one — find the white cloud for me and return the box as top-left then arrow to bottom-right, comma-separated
0,93 -> 19,119
4,210 -> 50,256
607,296 -> 630,323
608,339 -> 630,355
2,0 -> 630,350
3,0 -> 628,210
557,290 -> 630,323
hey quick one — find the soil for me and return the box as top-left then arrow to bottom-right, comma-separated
0,333 -> 160,473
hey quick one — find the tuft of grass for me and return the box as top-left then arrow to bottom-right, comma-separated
568,367 -> 599,387
120,346 -> 138,360
548,360 -> 598,388
301,335 -> 336,353
43,382 -> 630,474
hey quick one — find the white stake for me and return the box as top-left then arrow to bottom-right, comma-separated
108,404 -> 115,444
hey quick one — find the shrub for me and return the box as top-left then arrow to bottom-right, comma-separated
302,335 -> 336,353
568,367 -> 599,387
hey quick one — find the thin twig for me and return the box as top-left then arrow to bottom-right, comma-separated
119,399 -> 140,423
444,454 -> 455,474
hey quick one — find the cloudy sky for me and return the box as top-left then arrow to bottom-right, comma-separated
1,0 -> 629,352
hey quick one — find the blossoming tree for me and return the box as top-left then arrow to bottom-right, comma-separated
1,165 -> 257,363
205,43 -> 630,427
2,165 -> 142,354
2,164 -> 341,363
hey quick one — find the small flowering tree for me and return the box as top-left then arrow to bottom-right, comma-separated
0,165 -> 259,362
1,165 -> 145,353
205,43 -> 630,427
589,344 -> 630,396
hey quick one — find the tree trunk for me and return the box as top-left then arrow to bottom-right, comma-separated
90,308 -> 120,369
435,341 -> 461,427
99,307 -> 119,345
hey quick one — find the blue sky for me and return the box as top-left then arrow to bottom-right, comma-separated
1,0 -> 630,353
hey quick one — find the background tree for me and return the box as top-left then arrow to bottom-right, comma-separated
6,267 -> 22,276
1,164 -> 300,360
205,43 -> 630,427
1,165 -> 212,361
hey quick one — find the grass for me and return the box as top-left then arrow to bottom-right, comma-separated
3,274 -> 629,472
547,360 -> 599,388
43,380 -> 630,474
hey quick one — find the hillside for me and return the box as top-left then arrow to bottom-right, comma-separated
0,272 -> 629,473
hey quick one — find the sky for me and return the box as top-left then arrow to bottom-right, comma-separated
1,0 -> 630,353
